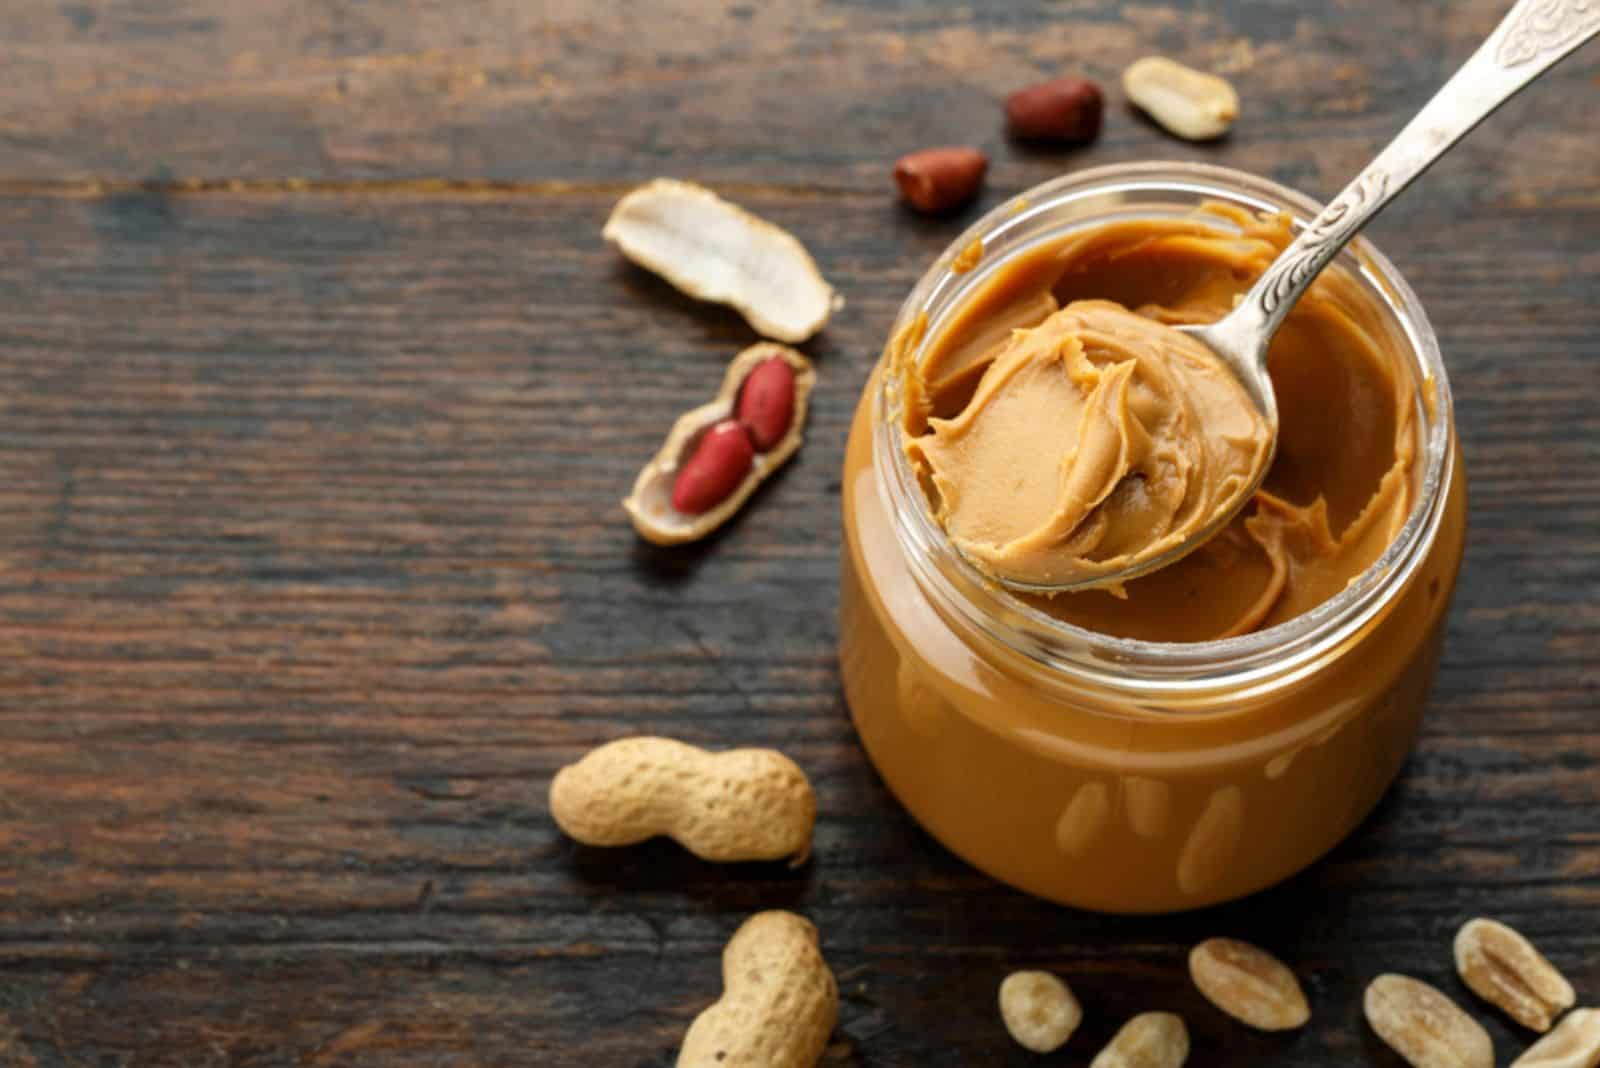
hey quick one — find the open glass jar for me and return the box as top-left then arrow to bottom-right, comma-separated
839,162 -> 1466,913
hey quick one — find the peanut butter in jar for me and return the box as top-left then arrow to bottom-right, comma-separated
840,164 -> 1464,912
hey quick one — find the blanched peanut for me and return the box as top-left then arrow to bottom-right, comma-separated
549,737 -> 815,866
1364,974 -> 1492,1068
1090,1012 -> 1189,1068
1514,1008 -> 1600,1068
999,970 -> 1081,1053
1455,917 -> 1575,1032
1189,937 -> 1310,1031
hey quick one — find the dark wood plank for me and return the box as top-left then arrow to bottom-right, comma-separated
0,0 -> 1595,207
0,0 -> 1597,1064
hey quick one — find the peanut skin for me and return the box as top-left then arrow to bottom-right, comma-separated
1005,76 -> 1104,144
893,147 -> 988,215
678,911 -> 838,1068
736,356 -> 797,451
549,737 -> 815,866
672,420 -> 755,514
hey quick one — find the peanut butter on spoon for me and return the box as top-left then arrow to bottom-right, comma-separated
894,208 -> 1419,639
905,300 -> 1271,593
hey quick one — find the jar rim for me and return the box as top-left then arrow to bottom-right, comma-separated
874,161 -> 1455,694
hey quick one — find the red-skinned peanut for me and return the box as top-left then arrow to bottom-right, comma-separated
737,356 -> 797,450
672,420 -> 755,515
893,147 -> 988,215
1005,77 -> 1104,144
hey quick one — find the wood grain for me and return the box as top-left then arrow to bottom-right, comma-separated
0,1 -> 1597,1065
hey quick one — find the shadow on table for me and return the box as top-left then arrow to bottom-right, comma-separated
564,837 -> 816,914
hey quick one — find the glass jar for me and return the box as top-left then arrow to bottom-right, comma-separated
839,162 -> 1466,913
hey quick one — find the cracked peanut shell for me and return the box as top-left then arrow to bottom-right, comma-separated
624,343 -> 815,545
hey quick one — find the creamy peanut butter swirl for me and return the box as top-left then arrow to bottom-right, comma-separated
904,300 -> 1271,590
894,205 -> 1418,640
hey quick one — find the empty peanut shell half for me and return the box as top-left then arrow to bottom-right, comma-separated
603,178 -> 837,343
624,343 -> 815,545
1123,56 -> 1239,141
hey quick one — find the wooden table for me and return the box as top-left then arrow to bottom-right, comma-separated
1,2 -> 1597,1064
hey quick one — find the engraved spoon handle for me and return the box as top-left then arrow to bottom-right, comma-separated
1206,0 -> 1600,368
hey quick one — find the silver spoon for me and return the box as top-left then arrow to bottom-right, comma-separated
1006,0 -> 1600,596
